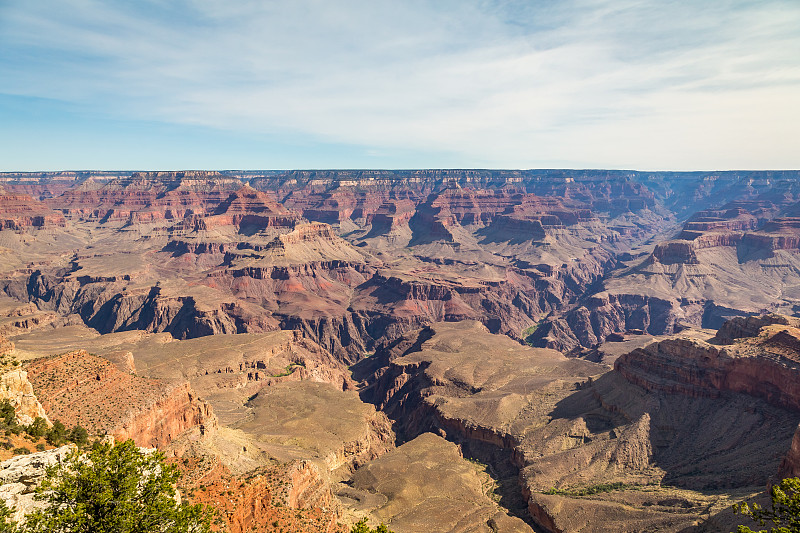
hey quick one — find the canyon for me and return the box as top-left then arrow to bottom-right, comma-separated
1,169 -> 800,531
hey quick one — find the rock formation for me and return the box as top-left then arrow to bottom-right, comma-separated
24,350 -> 212,448
0,186 -> 65,230
0,333 -> 50,428
4,170 -> 800,532
344,432 -> 532,533
358,318 -> 800,532
0,444 -> 76,522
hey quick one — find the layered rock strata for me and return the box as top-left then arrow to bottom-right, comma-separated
24,350 -> 212,448
364,319 -> 800,533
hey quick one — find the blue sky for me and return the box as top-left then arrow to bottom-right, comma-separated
1,0 -> 799,171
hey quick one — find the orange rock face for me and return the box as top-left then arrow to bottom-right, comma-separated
52,172 -> 244,223
25,350 -> 212,447
176,457 -> 344,533
0,187 -> 65,229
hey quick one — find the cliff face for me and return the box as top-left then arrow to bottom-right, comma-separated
111,381 -> 214,448
10,169 -> 800,365
25,350 -> 213,448
0,187 -> 65,229
615,318 -> 800,412
528,191 -> 800,353
0,369 -> 50,426
52,172 -> 244,223
360,319 -> 800,533
614,316 -> 800,493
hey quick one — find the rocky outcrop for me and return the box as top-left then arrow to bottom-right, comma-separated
0,369 -> 50,426
714,314 -> 800,344
2,274 -> 258,340
183,185 -> 299,232
648,240 -> 698,265
779,424 -> 800,479
112,381 -> 215,448
361,319 -> 800,532
0,187 -> 65,229
280,460 -> 338,510
0,444 -> 76,522
615,319 -> 800,412
346,432 -> 533,533
234,381 -> 394,474
52,171 -> 244,222
175,450 -> 345,533
530,292 -> 693,353
25,350 -> 213,448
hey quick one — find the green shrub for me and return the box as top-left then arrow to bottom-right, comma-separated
0,401 -> 16,427
21,439 -> 215,533
67,425 -> 88,447
24,418 -> 47,439
0,501 -> 16,533
351,517 -> 394,533
734,476 -> 800,532
44,420 -> 65,446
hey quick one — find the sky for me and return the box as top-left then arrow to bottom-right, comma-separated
1,0 -> 799,171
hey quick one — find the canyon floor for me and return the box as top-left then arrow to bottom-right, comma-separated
2,169 -> 800,532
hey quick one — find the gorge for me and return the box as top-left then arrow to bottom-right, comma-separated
2,169 -> 800,532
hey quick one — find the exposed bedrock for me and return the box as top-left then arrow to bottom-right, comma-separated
362,319 -> 800,533
51,172 -> 244,222
25,350 -> 214,448
0,369 -> 50,426
360,321 -> 603,524
2,273 -> 249,339
180,458 -> 342,533
615,318 -> 800,411
346,432 -> 533,533
0,188 -> 66,229
530,292 -> 702,353
714,314 -> 800,344
0,239 -> 614,363
233,381 -> 395,474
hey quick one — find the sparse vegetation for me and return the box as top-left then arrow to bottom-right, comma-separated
522,323 -> 541,345
350,518 -> 394,533
0,501 -> 15,533
271,361 -> 305,377
0,400 -> 16,427
0,353 -> 20,373
24,418 -> 47,439
0,401 -> 92,452
734,476 -> 800,532
466,457 -> 501,502
544,481 -> 657,497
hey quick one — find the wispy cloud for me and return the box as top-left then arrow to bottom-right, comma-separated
1,0 -> 798,169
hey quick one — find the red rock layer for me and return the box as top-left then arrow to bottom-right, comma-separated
0,187 -> 65,229
25,350 -> 212,448
51,172 -> 243,223
615,320 -> 800,412
183,185 -> 299,231
177,458 -> 344,533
